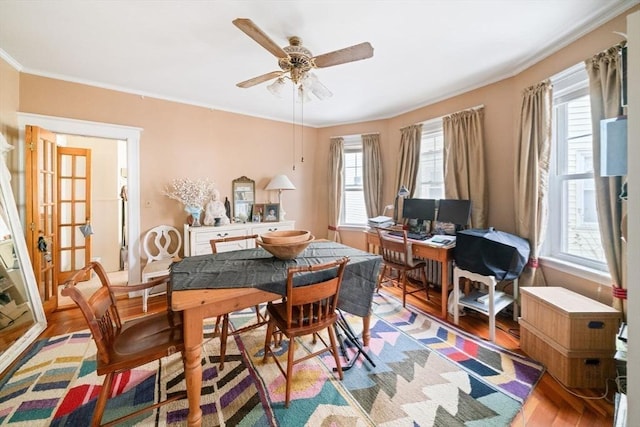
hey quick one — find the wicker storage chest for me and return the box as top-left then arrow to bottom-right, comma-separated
520,318 -> 616,388
520,287 -> 620,351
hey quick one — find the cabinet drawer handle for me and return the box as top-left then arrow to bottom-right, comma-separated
216,232 -> 229,238
268,228 -> 278,232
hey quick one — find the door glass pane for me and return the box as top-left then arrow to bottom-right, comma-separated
75,248 -> 85,270
60,249 -> 71,272
75,157 -> 86,177
60,225 -> 72,247
75,203 -> 86,224
60,178 -> 72,200
75,228 -> 85,247
60,202 -> 72,223
74,179 -> 86,199
60,155 -> 72,176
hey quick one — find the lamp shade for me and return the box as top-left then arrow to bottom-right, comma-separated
265,174 -> 296,191
397,185 -> 410,197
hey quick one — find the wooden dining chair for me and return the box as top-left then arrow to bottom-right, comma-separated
60,261 -> 185,427
210,234 -> 266,370
262,257 -> 349,407
375,227 -> 429,307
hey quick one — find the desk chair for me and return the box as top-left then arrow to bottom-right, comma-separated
210,234 -> 265,370
141,225 -> 181,312
263,257 -> 349,407
375,227 -> 429,307
61,261 -> 184,427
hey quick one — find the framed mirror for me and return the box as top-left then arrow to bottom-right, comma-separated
231,176 -> 255,222
0,149 -> 47,374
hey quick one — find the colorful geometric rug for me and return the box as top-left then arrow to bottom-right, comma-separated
0,293 -> 544,426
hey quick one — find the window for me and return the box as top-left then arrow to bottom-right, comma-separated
547,64 -> 606,270
340,136 -> 367,225
415,119 -> 444,199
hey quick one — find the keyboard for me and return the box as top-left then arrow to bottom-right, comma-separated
388,230 -> 429,240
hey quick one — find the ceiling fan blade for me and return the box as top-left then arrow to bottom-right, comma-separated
312,42 -> 374,68
237,71 -> 284,88
233,18 -> 288,59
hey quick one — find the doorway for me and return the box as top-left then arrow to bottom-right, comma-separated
17,113 -> 142,305
57,135 -> 128,307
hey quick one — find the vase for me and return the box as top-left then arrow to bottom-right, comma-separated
185,205 -> 202,227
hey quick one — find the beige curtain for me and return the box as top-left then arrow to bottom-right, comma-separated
443,107 -> 488,228
514,81 -> 552,286
394,124 -> 422,197
328,137 -> 344,241
362,133 -> 383,217
585,44 -> 626,317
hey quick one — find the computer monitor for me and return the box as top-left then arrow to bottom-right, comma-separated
401,198 -> 437,221
436,199 -> 472,226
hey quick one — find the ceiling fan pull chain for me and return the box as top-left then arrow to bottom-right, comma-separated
292,83 -> 296,171
300,97 -> 304,164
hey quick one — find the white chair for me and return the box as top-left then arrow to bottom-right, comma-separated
141,225 -> 182,312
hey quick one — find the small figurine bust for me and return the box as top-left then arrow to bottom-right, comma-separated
203,189 -> 230,226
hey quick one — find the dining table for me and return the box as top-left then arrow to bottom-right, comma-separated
170,240 -> 382,427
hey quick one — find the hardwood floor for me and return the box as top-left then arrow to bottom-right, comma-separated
6,284 -> 615,426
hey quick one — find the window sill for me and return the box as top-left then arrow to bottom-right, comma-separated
539,256 -> 612,286
336,224 -> 368,232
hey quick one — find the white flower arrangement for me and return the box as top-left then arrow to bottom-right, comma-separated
163,178 -> 215,209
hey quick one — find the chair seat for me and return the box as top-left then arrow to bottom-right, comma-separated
383,258 -> 426,271
100,312 -> 183,375
142,258 -> 173,277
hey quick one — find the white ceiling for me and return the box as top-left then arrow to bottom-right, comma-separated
0,0 -> 636,127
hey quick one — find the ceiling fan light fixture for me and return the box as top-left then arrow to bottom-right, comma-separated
267,78 -> 287,98
303,72 -> 333,100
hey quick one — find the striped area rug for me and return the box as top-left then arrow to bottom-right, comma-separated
0,293 -> 543,426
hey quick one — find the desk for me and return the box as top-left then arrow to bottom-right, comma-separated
170,241 -> 381,427
365,230 -> 454,319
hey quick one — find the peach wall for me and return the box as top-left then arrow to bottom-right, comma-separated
17,75 -> 320,238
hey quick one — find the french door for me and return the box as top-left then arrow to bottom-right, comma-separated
57,147 -> 92,284
25,126 -> 58,315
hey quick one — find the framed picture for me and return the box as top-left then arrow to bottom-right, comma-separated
264,204 -> 280,222
251,203 -> 265,223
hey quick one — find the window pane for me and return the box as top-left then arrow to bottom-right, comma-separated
566,96 -> 593,174
563,178 -> 604,260
344,152 -> 362,187
415,126 -> 444,199
344,190 -> 367,224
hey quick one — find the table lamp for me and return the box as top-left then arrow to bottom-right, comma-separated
393,185 -> 410,224
265,174 -> 296,220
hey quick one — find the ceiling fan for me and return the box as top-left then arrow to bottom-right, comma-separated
233,18 -> 374,100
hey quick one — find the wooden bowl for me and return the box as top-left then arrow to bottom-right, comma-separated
256,235 -> 315,260
260,230 -> 311,244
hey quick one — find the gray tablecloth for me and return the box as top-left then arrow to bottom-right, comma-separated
170,241 -> 382,317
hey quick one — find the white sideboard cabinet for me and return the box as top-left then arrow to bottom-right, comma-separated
183,220 -> 295,256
